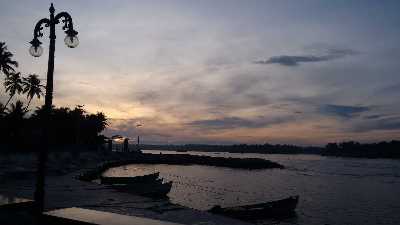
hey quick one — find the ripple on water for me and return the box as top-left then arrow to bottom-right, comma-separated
106,152 -> 400,225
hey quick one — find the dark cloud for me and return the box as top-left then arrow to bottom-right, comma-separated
364,114 -> 384,120
326,48 -> 358,56
254,48 -> 357,66
320,104 -> 370,118
255,55 -> 328,66
189,117 -> 260,129
377,83 -> 400,96
188,116 -> 294,130
352,116 -> 400,132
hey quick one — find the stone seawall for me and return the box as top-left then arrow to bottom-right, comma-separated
78,152 -> 284,181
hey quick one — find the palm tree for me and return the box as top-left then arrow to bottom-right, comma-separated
0,102 -> 5,117
5,101 -> 27,144
0,42 -> 18,77
6,100 -> 27,119
3,72 -> 24,110
23,74 -> 44,110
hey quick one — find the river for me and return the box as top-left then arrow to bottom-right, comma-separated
103,151 -> 400,225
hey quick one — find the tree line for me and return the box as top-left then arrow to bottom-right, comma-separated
324,141 -> 400,158
142,141 -> 400,159
140,143 -> 323,154
0,41 -> 108,152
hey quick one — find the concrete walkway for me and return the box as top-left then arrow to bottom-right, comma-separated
44,207 -> 184,225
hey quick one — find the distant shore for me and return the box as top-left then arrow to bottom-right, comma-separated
137,140 -> 400,159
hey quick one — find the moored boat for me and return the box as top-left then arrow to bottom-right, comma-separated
208,195 -> 299,220
100,172 -> 160,185
111,180 -> 173,198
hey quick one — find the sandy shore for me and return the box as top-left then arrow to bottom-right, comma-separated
0,151 -> 251,225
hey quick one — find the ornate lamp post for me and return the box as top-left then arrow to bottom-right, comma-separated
29,3 -> 78,214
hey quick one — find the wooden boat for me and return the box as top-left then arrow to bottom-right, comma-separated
112,180 -> 173,198
208,195 -> 299,220
100,172 -> 159,185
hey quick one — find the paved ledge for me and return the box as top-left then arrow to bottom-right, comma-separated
44,207 -> 183,225
0,194 -> 35,225
0,194 -> 34,211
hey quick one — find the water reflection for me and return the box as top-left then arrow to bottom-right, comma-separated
105,152 -> 400,225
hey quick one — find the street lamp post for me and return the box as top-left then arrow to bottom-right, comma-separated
136,123 -> 142,151
29,3 -> 79,214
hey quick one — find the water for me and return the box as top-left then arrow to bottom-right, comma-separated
104,151 -> 400,225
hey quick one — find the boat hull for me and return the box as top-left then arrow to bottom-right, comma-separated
100,172 -> 159,185
112,181 -> 173,198
209,195 -> 299,220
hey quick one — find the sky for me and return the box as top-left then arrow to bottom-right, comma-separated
1,0 -> 400,146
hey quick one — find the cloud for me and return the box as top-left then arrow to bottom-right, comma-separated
125,68 -> 273,119
377,83 -> 400,96
188,115 -> 294,130
352,116 -> 400,132
320,104 -> 370,118
189,117 -> 260,129
255,55 -> 328,66
254,48 -> 358,66
364,114 -> 384,120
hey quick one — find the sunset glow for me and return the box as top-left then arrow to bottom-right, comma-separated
2,0 -> 400,145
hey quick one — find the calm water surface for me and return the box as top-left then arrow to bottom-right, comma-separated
104,151 -> 400,225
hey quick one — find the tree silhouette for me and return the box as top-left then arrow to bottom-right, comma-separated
0,42 -> 18,77
29,105 -> 108,148
324,140 -> 400,158
6,100 -> 27,119
1,104 -> 108,151
3,101 -> 27,146
23,74 -> 44,110
3,72 -> 24,110
0,101 -> 5,117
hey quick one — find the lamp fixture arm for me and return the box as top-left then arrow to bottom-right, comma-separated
55,12 -> 78,36
33,18 -> 51,40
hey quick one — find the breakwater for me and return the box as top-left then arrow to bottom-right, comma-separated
78,152 -> 284,181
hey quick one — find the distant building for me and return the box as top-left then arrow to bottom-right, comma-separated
105,135 -> 141,153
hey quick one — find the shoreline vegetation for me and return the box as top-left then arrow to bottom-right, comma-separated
0,104 -> 107,152
139,140 -> 400,159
